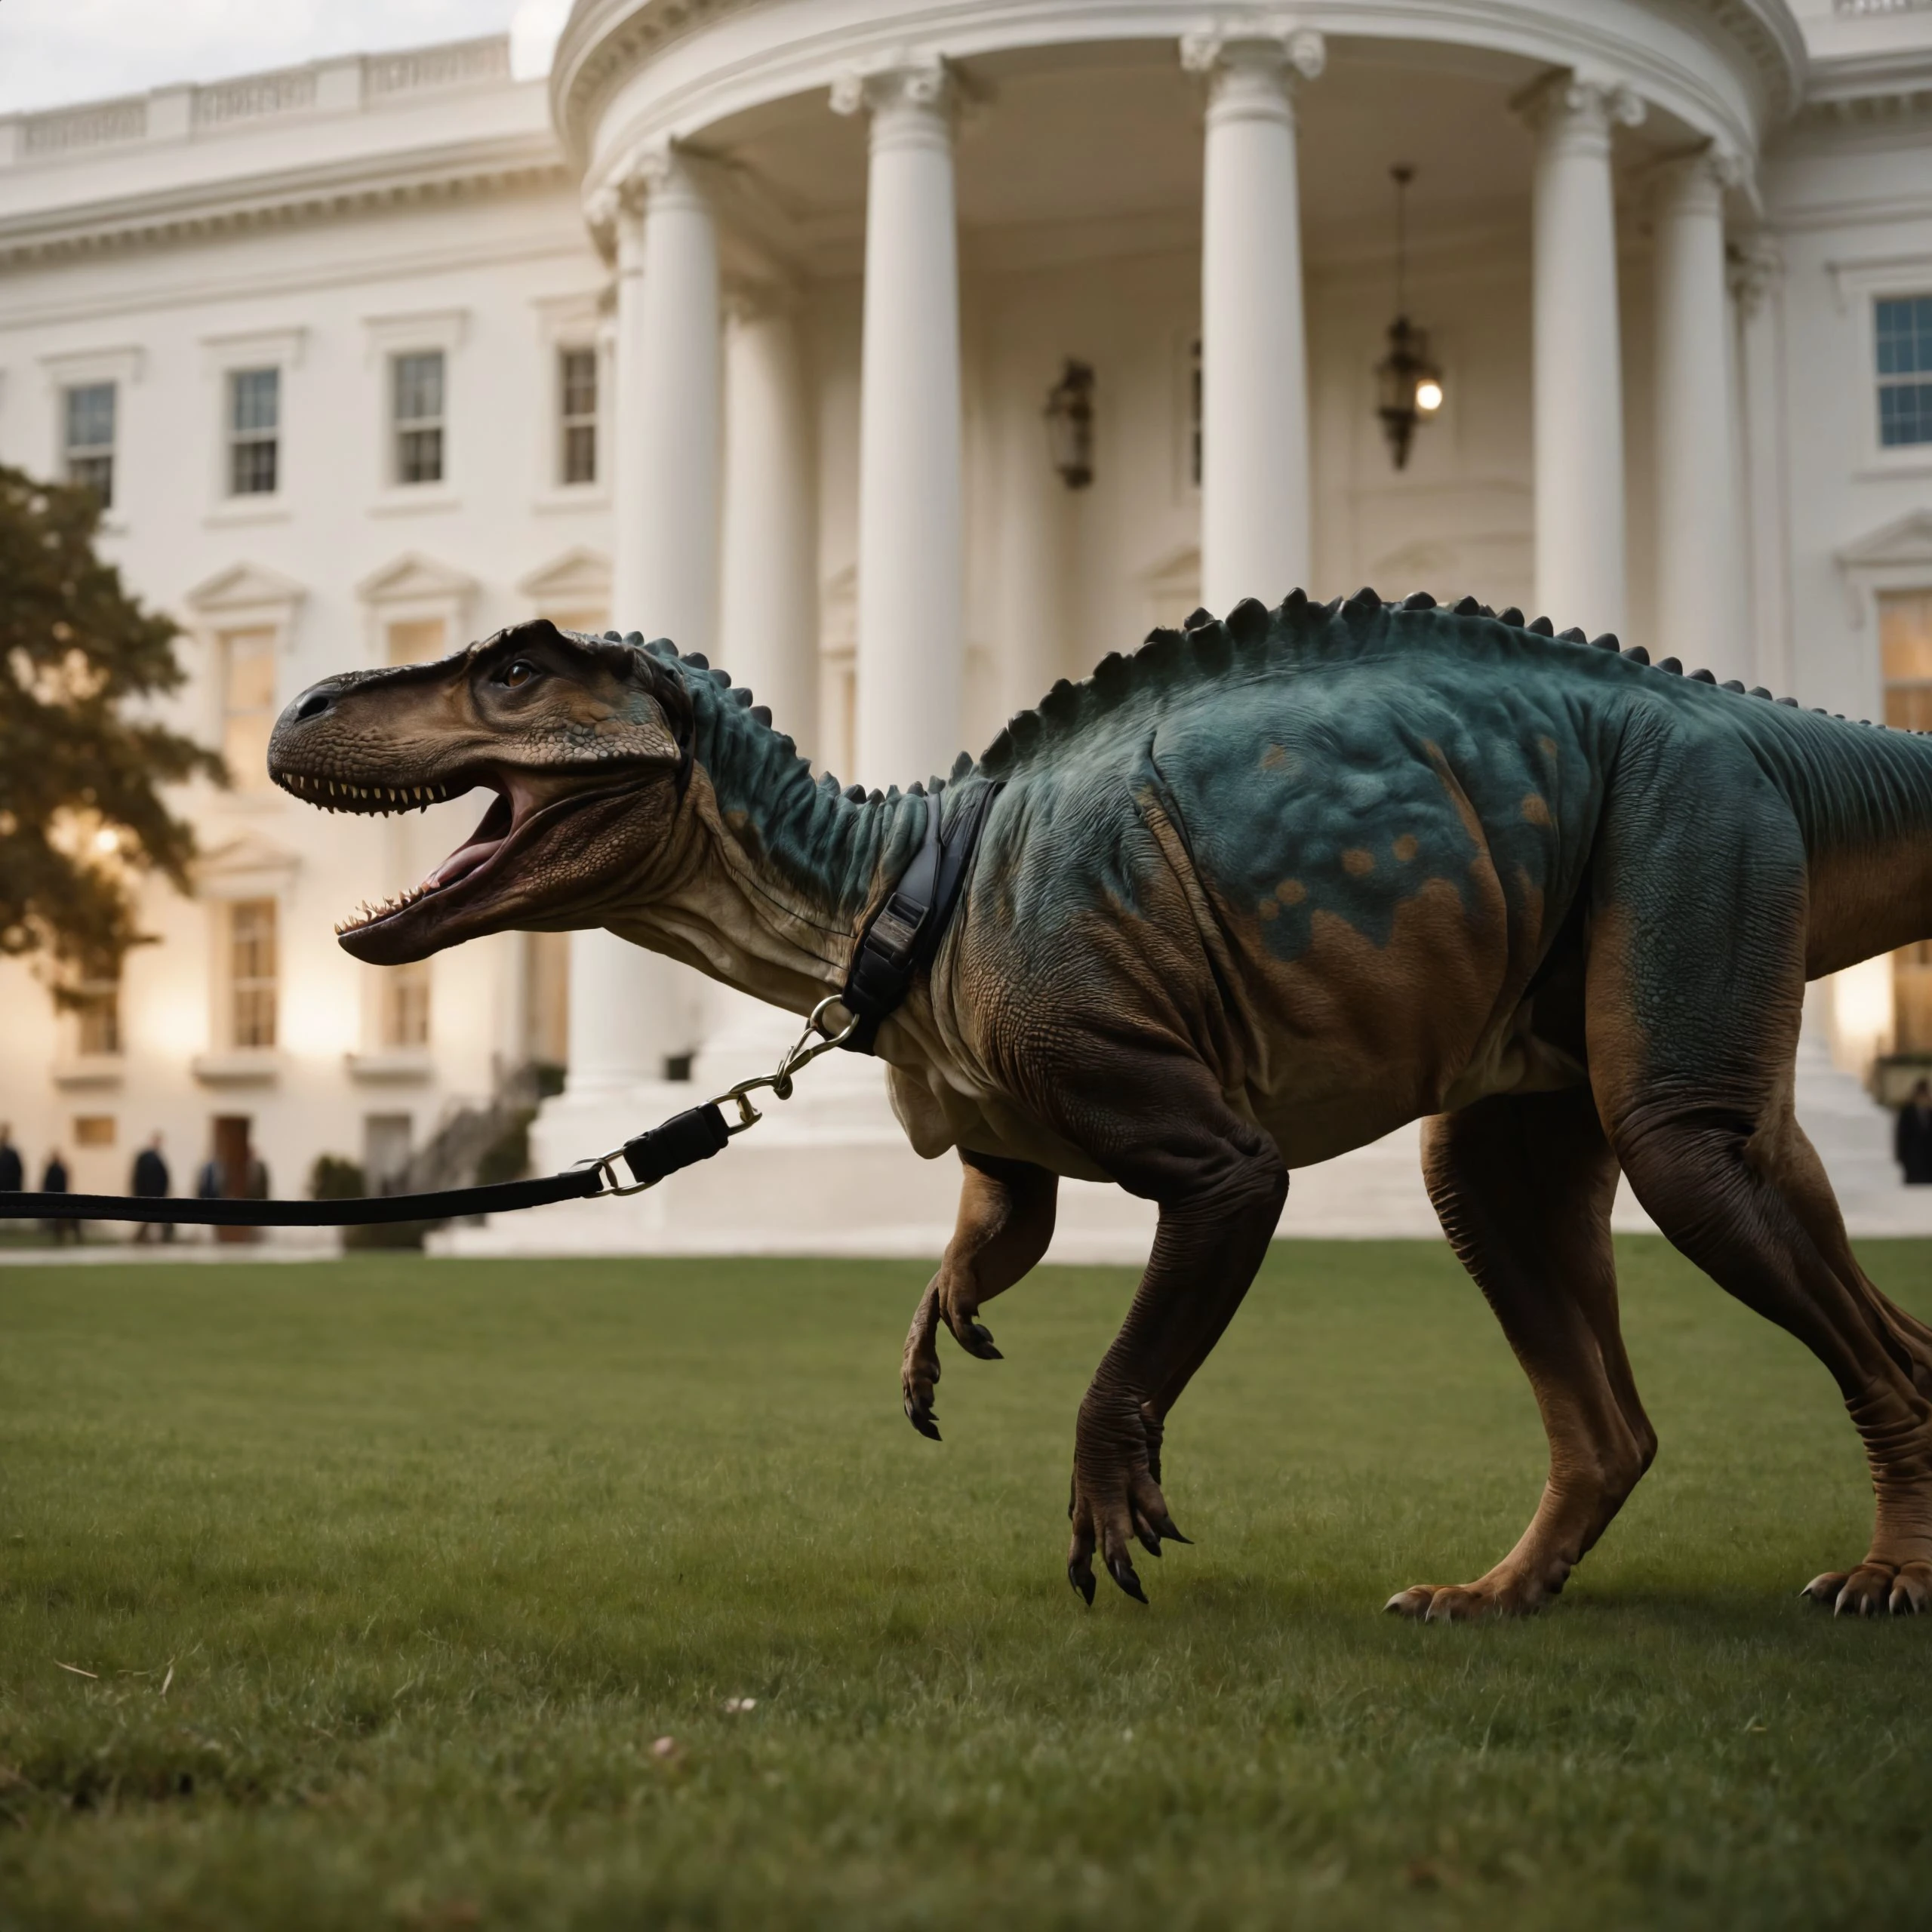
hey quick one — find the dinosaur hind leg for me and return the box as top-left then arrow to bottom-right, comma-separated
901,1151 -> 1058,1441
1389,1087 -> 1655,1622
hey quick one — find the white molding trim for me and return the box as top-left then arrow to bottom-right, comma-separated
1837,512 -> 1932,628
519,546 -> 613,615
194,832 -> 303,897
361,306 -> 469,365
38,345 -> 143,390
183,561 -> 306,620
199,326 -> 307,375
357,551 -> 478,665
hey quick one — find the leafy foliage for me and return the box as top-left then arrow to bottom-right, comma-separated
0,464 -> 223,986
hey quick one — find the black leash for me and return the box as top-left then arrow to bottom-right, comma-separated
0,780 -> 1003,1230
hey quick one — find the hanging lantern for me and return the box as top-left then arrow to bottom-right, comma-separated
1374,166 -> 1444,471
1044,359 -> 1096,489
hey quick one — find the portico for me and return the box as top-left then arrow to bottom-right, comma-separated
512,0 -> 1801,1254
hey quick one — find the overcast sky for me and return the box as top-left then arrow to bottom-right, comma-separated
0,0 -> 574,115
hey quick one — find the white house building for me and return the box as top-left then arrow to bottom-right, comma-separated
2,1 -> 1931,1251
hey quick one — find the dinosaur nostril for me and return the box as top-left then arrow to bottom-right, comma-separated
294,690 -> 331,721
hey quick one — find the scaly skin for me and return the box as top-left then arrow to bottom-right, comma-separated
267,592 -> 1932,1617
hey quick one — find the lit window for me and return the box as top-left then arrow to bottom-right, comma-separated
385,617 -> 447,667
64,382 -> 116,506
392,351 -> 445,485
1877,297 -> 1932,449
380,961 -> 431,1049
75,981 -> 122,1057
1881,591 -> 1932,732
73,1115 -> 116,1149
560,346 -> 598,485
227,898 -> 278,1050
221,628 -> 278,791
228,367 -> 280,496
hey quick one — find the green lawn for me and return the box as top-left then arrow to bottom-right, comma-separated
0,1239 -> 1928,1930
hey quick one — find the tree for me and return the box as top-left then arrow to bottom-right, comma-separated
0,464 -> 224,991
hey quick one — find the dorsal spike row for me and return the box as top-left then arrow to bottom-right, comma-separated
1183,608 -> 1214,630
1226,597 -> 1269,641
1527,616 -> 1555,637
1657,656 -> 1683,675
1623,645 -> 1651,665
683,651 -> 709,669
750,705 -> 774,728
1688,667 -> 1716,683
1558,626 -> 1588,645
951,752 -> 974,780
1721,679 -> 1746,692
729,686 -> 755,707
1452,595 -> 1483,617
843,783 -> 866,803
1347,585 -> 1381,611
1497,608 -> 1524,627
1777,696 -> 1799,708
1590,634 -> 1620,653
1402,591 -> 1437,611
1750,687 -> 1774,701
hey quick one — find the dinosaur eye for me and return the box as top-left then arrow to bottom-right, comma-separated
500,660 -> 539,688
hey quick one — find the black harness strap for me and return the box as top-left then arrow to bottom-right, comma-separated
839,779 -> 1003,1056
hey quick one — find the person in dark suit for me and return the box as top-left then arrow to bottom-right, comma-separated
0,1124 -> 22,1193
1898,1079 -> 1932,1186
40,1150 -> 78,1244
131,1132 -> 173,1243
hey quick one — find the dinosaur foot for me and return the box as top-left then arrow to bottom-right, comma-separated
899,1279 -> 1004,1443
1066,1401 -> 1189,1607
1384,1570 -> 1564,1623
1800,1560 -> 1932,1617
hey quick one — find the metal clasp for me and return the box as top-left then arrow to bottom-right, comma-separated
583,994 -> 859,1196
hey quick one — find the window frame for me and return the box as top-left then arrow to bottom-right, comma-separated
225,897 -> 279,1052
1876,294 -> 1932,454
62,380 -> 117,507
391,349 -> 447,488
226,366 -> 281,498
558,343 -> 599,488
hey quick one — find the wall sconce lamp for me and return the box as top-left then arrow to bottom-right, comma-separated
1375,165 -> 1444,470
1044,359 -> 1096,489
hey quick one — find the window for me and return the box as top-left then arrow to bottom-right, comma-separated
559,346 -> 598,485
74,1115 -> 115,1149
1881,590 -> 1932,731
1878,297 -> 1932,449
228,367 -> 280,496
380,961 -> 431,1049
63,382 -> 115,506
227,899 -> 278,1049
392,351 -> 445,485
385,617 -> 447,667
221,628 -> 278,791
74,981 -> 122,1057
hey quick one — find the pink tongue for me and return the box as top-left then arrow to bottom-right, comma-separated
423,838 -> 503,892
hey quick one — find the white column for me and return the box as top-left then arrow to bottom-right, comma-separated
718,284 -> 819,750
1653,149 -> 1746,681
1183,26 -> 1322,616
832,59 -> 963,789
1732,232 -> 1791,694
1521,74 -> 1644,640
698,281 -> 825,1084
564,147 -> 721,1102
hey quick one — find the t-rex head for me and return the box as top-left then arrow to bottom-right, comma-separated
268,620 -> 694,965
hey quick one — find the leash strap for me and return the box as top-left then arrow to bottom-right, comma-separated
0,780 -> 1004,1226
840,780 -> 1003,1056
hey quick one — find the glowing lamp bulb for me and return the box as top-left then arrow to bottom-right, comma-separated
1414,378 -> 1444,415
93,828 -> 118,855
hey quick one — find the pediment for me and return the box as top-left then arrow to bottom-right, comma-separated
355,551 -> 478,606
194,832 -> 302,894
184,561 -> 305,615
1838,512 -> 1932,571
518,546 -> 611,608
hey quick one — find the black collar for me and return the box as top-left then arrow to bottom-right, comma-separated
838,779 -> 1003,1054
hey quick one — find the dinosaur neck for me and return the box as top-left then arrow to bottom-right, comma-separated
605,663 -> 928,1017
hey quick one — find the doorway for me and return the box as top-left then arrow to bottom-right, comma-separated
210,1114 -> 258,1244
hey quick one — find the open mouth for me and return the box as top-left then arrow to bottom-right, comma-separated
272,768 -> 630,938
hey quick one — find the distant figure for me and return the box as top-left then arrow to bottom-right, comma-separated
131,1132 -> 174,1244
40,1151 -> 78,1244
0,1123 -> 21,1193
1898,1079 -> 1932,1186
196,1152 -> 223,1200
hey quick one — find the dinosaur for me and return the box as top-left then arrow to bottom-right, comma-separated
266,590 -> 1932,1620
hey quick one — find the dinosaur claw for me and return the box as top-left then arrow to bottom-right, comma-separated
1108,1555 -> 1149,1604
904,1399 -> 941,1442
959,1321 -> 1001,1361
1155,1515 -> 1192,1546
1137,1527 -> 1162,1557
1069,1561 -> 1096,1606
